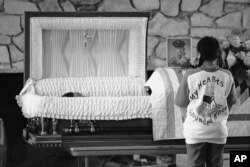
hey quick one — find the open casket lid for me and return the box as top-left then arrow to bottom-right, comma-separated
24,12 -> 150,82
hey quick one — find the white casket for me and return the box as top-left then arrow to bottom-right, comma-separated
19,12 -> 152,121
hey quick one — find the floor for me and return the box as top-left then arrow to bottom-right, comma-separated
6,140 -> 155,167
176,154 -> 230,167
5,139 -> 230,167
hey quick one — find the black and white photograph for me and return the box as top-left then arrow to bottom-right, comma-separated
1,1 -> 250,167
167,37 -> 192,68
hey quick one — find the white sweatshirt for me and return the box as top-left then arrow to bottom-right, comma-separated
175,65 -> 237,144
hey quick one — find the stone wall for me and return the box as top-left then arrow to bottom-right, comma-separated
0,0 -> 250,72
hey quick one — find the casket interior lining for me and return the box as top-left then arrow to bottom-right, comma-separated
26,13 -> 149,81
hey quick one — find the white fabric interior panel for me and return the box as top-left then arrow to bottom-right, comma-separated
34,17 -> 147,30
42,30 -> 68,78
29,17 -> 147,80
30,18 -> 43,80
120,31 -> 129,73
66,30 -> 96,77
96,29 -> 126,76
137,23 -> 147,80
128,26 -> 146,80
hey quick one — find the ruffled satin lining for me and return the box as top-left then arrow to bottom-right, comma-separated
20,77 -> 151,120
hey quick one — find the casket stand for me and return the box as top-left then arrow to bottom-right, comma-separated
17,12 -> 250,166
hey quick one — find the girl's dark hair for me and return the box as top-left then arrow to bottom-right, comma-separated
197,36 -> 222,67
